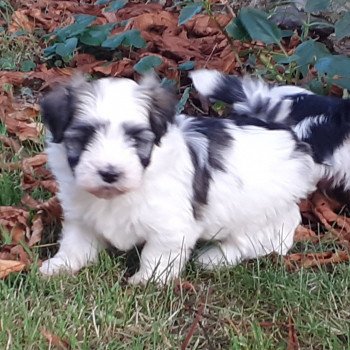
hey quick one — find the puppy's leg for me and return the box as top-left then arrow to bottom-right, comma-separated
128,234 -> 195,285
197,206 -> 300,269
196,241 -> 242,269
40,221 -> 105,276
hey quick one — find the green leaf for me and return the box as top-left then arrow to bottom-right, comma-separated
55,37 -> 78,57
102,29 -> 146,49
294,40 -> 330,76
178,61 -> 195,71
176,87 -> 190,114
79,24 -> 116,46
305,0 -> 330,12
315,55 -> 350,76
161,78 -> 176,89
225,18 -> 250,41
335,12 -> 350,40
178,4 -> 203,26
105,0 -> 127,12
133,56 -> 162,74
20,60 -> 36,72
54,15 -> 96,41
238,8 -> 282,45
43,44 -> 58,58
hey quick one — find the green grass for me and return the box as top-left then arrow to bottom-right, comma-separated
0,251 -> 349,349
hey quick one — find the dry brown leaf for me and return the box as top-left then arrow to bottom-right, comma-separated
0,207 -> 29,231
93,59 -> 133,77
41,328 -> 71,350
294,225 -> 318,243
287,316 -> 300,350
0,135 -> 21,153
0,259 -> 26,279
10,223 -> 27,244
10,245 -> 31,264
284,251 -> 350,271
28,214 -> 43,247
9,10 -> 34,33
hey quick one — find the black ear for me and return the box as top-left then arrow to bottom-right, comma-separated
40,84 -> 75,143
139,74 -> 177,145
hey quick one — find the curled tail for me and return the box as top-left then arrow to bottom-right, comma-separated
189,69 -> 311,124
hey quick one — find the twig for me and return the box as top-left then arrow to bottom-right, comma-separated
181,303 -> 205,350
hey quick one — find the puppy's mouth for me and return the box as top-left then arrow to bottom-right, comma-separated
86,186 -> 127,199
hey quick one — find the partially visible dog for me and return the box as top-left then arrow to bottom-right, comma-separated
39,74 -> 316,284
190,69 -> 350,195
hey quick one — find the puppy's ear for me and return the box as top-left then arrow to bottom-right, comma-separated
40,74 -> 88,143
189,69 -> 246,105
139,74 -> 177,145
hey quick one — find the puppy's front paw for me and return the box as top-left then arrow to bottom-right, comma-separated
39,257 -> 77,276
127,270 -> 150,285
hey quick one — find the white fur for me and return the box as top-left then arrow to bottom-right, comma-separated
40,77 -> 316,284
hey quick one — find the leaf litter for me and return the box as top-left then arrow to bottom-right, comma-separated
0,1 -> 349,282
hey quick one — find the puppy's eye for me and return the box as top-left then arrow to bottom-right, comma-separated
126,128 -> 155,144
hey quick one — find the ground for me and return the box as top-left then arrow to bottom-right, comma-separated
0,0 -> 350,348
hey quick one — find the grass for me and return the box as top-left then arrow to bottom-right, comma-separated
0,251 -> 349,349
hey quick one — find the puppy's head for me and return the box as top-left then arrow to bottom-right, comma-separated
41,74 -> 176,199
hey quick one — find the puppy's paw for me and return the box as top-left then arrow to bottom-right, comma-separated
39,257 -> 77,277
127,270 -> 150,285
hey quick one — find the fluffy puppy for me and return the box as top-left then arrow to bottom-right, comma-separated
190,69 -> 350,193
39,74 -> 316,284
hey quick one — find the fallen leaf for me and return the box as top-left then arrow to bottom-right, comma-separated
28,214 -> 43,247
284,251 -> 350,271
10,223 -> 27,244
41,328 -> 71,350
287,316 -> 299,350
0,259 -> 26,279
294,225 -> 318,243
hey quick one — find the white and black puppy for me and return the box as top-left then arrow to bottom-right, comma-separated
39,74 -> 316,284
190,69 -> 350,195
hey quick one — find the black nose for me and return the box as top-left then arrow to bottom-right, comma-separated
98,167 -> 120,183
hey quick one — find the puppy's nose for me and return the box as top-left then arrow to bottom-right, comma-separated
98,166 -> 120,183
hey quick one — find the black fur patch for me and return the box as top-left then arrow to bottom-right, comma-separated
63,121 -> 98,169
40,86 -> 75,143
288,94 -> 350,163
148,85 -> 176,145
211,75 -> 246,104
183,117 -> 233,219
123,123 -> 155,168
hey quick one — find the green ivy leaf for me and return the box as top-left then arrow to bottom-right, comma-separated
305,0 -> 330,13
294,40 -> 330,76
105,0 -> 127,12
44,44 -> 58,58
133,56 -> 162,74
54,15 -> 96,41
238,8 -> 282,45
161,78 -> 176,89
178,61 -> 195,71
335,12 -> 350,40
176,87 -> 190,114
102,29 -> 146,49
316,55 -> 350,76
20,60 -> 36,72
55,37 -> 78,58
96,0 -> 110,4
225,17 -> 250,41
79,23 -> 116,46
178,4 -> 203,26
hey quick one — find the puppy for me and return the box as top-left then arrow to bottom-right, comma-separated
190,69 -> 350,194
39,74 -> 316,284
